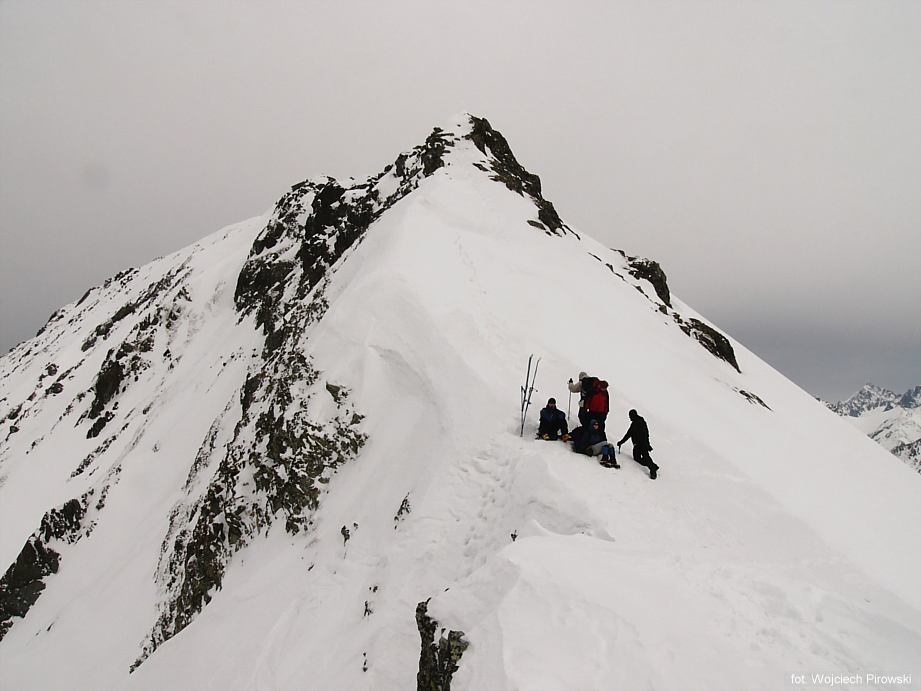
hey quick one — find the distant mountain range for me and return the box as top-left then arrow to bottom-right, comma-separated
826,384 -> 921,473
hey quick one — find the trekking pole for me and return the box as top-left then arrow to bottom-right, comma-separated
567,389 -> 572,423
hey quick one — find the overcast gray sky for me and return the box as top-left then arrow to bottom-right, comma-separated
1,1 -> 919,401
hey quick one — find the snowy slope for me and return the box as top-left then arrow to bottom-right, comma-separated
1,115 -> 919,691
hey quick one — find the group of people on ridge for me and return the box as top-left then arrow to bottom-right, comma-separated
537,371 -> 660,480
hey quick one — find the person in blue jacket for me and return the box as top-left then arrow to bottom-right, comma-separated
571,418 -> 620,468
538,398 -> 569,441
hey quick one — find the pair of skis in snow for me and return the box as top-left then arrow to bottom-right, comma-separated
519,354 -> 540,437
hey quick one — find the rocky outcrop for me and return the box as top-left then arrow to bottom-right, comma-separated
0,474 -> 120,641
416,600 -> 469,691
467,116 -> 574,237
674,316 -> 740,373
235,126 -> 459,340
0,538 -> 60,641
736,388 -> 771,410
626,257 -> 671,308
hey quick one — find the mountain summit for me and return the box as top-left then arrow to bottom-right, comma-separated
1,114 -> 919,690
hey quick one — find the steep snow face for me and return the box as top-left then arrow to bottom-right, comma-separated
828,384 -> 921,472
1,115 -> 920,691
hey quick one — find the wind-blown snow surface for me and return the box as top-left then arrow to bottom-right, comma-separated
1,115 -> 919,690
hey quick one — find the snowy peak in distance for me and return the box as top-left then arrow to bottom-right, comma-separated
827,382 -> 899,416
1,114 -> 919,691
827,382 -> 921,473
898,384 -> 921,409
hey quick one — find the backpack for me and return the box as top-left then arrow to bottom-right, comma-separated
580,376 -> 598,401
586,380 -> 610,414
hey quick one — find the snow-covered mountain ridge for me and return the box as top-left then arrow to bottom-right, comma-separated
1,114 -> 919,690
826,384 -> 921,473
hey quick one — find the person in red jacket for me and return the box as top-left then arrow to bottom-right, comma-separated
584,380 -> 610,432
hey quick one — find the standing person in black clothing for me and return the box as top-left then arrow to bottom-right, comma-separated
538,398 -> 569,441
617,409 -> 660,479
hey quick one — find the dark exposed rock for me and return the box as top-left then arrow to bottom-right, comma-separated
81,302 -> 137,351
34,309 -> 66,338
40,499 -> 86,543
466,116 -> 573,238
394,494 -> 412,527
0,538 -> 60,641
675,316 -> 740,373
75,287 -> 93,308
626,257 -> 671,307
81,264 -> 190,353
45,382 -> 64,396
737,389 -> 771,410
235,126 -> 456,339
89,359 -> 124,419
0,490 -> 101,641
72,432 -> 120,478
416,600 -> 469,691
326,382 -> 343,403
87,412 -> 114,439
83,289 -> 189,433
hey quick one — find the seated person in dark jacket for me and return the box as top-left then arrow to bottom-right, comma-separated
571,419 -> 619,467
538,398 -> 569,440
617,409 -> 660,479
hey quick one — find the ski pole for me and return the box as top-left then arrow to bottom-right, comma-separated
567,380 -> 573,422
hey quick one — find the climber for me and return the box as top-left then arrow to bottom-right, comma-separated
617,409 -> 659,479
584,379 -> 611,432
568,371 -> 595,427
538,398 -> 569,441
571,418 -> 619,468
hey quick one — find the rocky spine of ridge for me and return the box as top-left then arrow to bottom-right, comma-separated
135,114 -> 579,668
